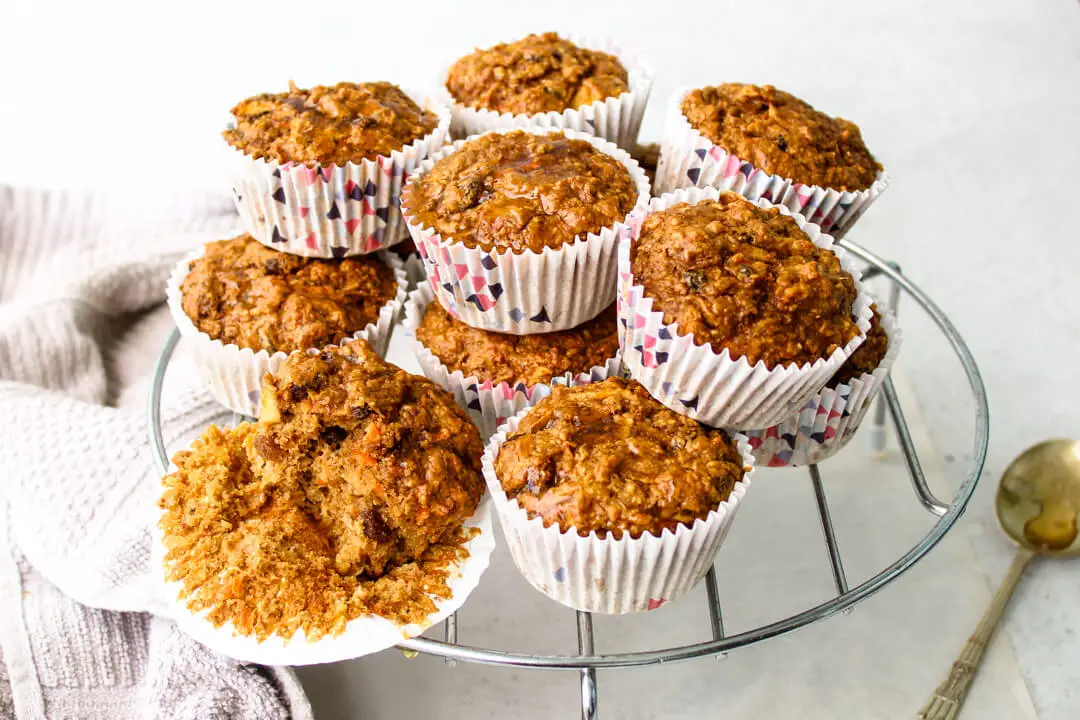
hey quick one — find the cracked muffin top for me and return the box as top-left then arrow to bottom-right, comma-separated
401,130 -> 639,253
224,81 -> 438,165
446,32 -> 629,114
179,235 -> 397,354
630,192 -> 861,369
493,378 -> 747,539
681,84 -> 881,191
159,340 -> 485,641
416,300 -> 618,386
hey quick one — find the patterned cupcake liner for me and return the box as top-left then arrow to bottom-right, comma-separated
403,283 -> 621,438
618,186 -> 874,430
438,34 -> 653,151
165,241 -> 407,417
402,126 -> 650,334
743,311 -> 902,466
653,86 -> 889,238
482,407 -> 754,614
225,90 -> 451,258
155,491 -> 496,665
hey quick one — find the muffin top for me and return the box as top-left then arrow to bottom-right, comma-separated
256,339 -> 485,577
494,378 -> 746,539
416,301 -> 619,386
630,192 -> 860,368
224,81 -> 438,165
828,304 -> 888,388
446,32 -> 629,114
402,130 -> 639,253
179,235 -> 397,355
160,340 -> 484,640
681,84 -> 881,191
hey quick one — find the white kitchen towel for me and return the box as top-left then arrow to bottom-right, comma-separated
0,185 -> 314,720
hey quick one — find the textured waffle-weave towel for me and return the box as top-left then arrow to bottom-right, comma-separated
0,186 -> 314,720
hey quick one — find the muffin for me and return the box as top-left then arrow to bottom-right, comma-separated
224,81 -> 450,258
655,84 -> 887,237
680,84 -> 880,192
166,234 -> 406,416
446,32 -> 629,115
440,33 -> 652,150
630,191 -> 860,369
401,127 -> 649,333
618,186 -> 872,430
402,129 -> 638,253
159,339 -> 490,646
742,305 -> 902,467
482,378 -> 754,613
225,81 -> 439,165
404,283 -> 622,436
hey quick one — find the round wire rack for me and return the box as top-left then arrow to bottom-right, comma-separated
148,239 -> 988,720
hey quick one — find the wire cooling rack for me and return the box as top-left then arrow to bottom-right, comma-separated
148,239 -> 988,720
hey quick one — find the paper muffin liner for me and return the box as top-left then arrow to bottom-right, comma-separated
438,34 -> 653,150
401,251 -> 426,289
482,407 -> 755,614
403,283 -> 621,438
618,186 -> 874,430
743,310 -> 902,466
402,126 -> 650,334
155,484 -> 496,665
165,242 -> 407,417
654,86 -> 889,238
225,90 -> 451,258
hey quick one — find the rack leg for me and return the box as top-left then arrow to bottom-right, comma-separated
871,262 -> 902,459
443,612 -> 458,667
703,566 -> 727,659
577,611 -> 598,720
809,464 -> 849,596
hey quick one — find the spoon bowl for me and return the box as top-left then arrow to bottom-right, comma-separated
995,438 -> 1080,555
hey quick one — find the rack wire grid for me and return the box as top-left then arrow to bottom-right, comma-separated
149,239 -> 989,720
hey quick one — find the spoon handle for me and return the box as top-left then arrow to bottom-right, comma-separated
917,548 -> 1034,719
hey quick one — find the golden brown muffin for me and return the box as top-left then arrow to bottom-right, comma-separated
224,81 -> 438,166
180,235 -> 397,354
416,302 -> 619,385
828,304 -> 888,387
681,84 -> 881,191
401,130 -> 638,253
494,378 -> 746,539
630,192 -> 860,369
446,32 -> 629,114
159,339 -> 484,641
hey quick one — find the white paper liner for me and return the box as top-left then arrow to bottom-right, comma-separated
402,126 -> 650,334
743,310 -> 902,466
155,485 -> 495,666
654,86 -> 889,238
618,186 -> 874,430
438,34 -> 653,150
482,407 -> 755,614
165,240 -> 407,417
225,89 -> 451,258
403,283 -> 622,438
401,251 -> 426,289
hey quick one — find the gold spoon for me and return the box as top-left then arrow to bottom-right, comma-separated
918,439 -> 1080,719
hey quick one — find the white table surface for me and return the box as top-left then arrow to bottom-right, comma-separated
7,1 -> 1080,717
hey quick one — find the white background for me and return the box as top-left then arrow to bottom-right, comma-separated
4,1 -> 1080,718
